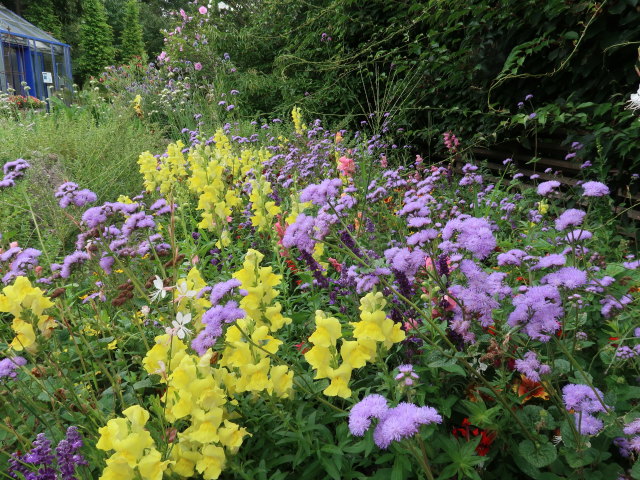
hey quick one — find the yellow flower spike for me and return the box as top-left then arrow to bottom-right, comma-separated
122,404 -> 150,428
10,317 -> 37,352
304,345 -> 333,379
184,409 -> 224,443
137,448 -> 171,480
99,454 -> 135,480
359,291 -> 387,313
170,444 -> 200,477
196,444 -> 226,480
308,310 -> 342,348
269,365 -> 294,398
237,357 -> 272,392
323,363 -> 353,398
96,418 -> 129,451
142,334 -> 188,377
340,340 -> 375,369
351,318 -> 386,343
264,304 -> 291,332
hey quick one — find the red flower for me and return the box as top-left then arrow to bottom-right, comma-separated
452,418 -> 496,456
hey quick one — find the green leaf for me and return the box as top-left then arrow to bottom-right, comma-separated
518,440 -> 557,468
632,460 -> 640,480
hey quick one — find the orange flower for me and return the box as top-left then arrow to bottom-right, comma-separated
512,374 -> 549,403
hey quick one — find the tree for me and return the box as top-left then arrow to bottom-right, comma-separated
77,0 -> 115,80
23,0 -> 63,39
120,0 -> 146,61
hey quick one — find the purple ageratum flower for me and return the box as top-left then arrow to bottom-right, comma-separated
299,178 -> 343,206
582,181 -> 610,197
52,250 -> 90,279
623,418 -> 640,435
562,384 -> 609,414
508,285 -> 563,341
537,180 -> 561,196
349,394 -> 389,436
514,351 -> 551,382
448,259 -> 511,343
555,209 -> 586,231
540,267 -> 587,290
497,248 -> 527,266
564,229 -> 592,243
0,356 -> 26,379
384,247 -> 426,281
191,301 -> 245,355
407,229 -> 438,246
120,212 -> 155,238
372,402 -> 442,449
54,182 -> 97,208
532,254 -> 566,270
209,278 -> 243,305
562,383 -> 610,436
439,216 -> 497,260
282,213 -> 318,254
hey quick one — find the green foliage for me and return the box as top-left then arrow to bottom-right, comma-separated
77,0 -> 116,80
119,0 -> 146,62
23,0 -> 63,39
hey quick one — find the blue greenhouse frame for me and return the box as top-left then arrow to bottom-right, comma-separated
0,6 -> 72,101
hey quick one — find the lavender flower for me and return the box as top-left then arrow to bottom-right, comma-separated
299,178 -> 343,206
581,181 -> 610,197
349,394 -> 389,436
372,402 -> 442,449
540,267 -> 587,289
508,285 -> 563,341
0,356 -> 26,380
514,351 -> 551,382
395,364 -> 419,386
191,301 -> 245,355
54,182 -> 98,208
439,216 -> 497,260
537,180 -> 560,196
555,209 -> 586,231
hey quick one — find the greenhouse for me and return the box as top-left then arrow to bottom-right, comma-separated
0,5 -> 72,100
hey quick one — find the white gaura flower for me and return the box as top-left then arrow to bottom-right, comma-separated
626,84 -> 640,111
174,280 -> 197,304
166,312 -> 192,340
151,276 -> 169,302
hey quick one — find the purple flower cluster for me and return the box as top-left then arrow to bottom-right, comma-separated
581,181 -> 610,197
508,285 -> 563,341
54,182 -> 98,208
0,356 -> 26,380
299,178 -> 343,206
348,394 -> 442,449
555,209 -> 585,231
0,158 -> 30,188
395,364 -> 419,386
0,246 -> 42,284
514,351 -> 551,382
439,216 -> 496,259
9,427 -> 87,480
562,384 -> 610,435
537,180 -> 560,196
448,259 -> 511,343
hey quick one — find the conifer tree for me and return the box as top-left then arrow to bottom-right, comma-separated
78,0 -> 115,80
23,0 -> 63,39
120,0 -> 146,62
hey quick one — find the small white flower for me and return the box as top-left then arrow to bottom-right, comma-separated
151,276 -> 168,302
626,85 -> 640,111
171,312 -> 192,339
174,280 -> 197,304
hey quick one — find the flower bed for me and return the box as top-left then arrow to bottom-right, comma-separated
0,109 -> 639,479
